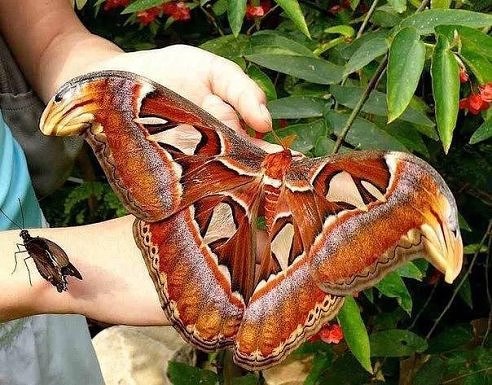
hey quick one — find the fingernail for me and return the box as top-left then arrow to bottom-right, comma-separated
260,104 -> 272,129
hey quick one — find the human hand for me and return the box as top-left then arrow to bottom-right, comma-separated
79,45 -> 272,135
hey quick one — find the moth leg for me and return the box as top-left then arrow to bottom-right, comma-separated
22,255 -> 34,286
13,243 -> 27,275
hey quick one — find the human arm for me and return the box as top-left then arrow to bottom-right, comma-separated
0,215 -> 170,325
0,0 -> 272,133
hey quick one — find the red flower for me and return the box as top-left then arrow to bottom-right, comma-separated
310,323 -> 344,344
103,0 -> 129,11
459,93 -> 490,115
246,1 -> 271,20
459,68 -> 469,83
329,0 -> 351,15
136,7 -> 161,25
162,2 -> 191,21
479,83 -> 492,103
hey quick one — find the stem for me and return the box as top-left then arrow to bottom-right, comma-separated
200,4 -> 224,36
332,56 -> 388,154
356,0 -> 379,39
425,220 -> 492,340
482,227 -> 492,346
408,281 -> 438,330
246,5 -> 279,35
441,367 -> 492,384
331,0 -> 430,154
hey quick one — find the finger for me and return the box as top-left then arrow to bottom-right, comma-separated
209,57 -> 272,133
201,94 -> 242,132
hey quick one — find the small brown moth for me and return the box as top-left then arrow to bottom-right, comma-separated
0,204 -> 82,292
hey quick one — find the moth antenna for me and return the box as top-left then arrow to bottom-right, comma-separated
18,198 -> 25,229
269,128 -> 287,150
0,205 -> 23,230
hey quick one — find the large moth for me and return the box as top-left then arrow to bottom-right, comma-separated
40,71 -> 463,370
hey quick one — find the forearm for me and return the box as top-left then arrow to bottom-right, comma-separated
0,0 -> 122,102
0,215 -> 169,325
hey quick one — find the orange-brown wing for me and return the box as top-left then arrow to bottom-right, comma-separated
282,151 -> 463,296
40,70 -> 267,222
133,183 -> 260,351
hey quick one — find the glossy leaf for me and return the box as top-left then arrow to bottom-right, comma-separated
431,32 -> 460,153
387,27 -> 425,123
330,85 -> 435,127
274,0 -> 310,37
246,54 -> 343,84
200,35 -> 249,65
327,111 -> 408,151
375,272 -> 412,314
337,297 -> 372,373
396,261 -> 424,281
458,275 -> 473,308
388,0 -> 406,13
370,329 -> 428,357
461,48 -> 492,84
267,97 -> 325,119
228,0 -> 247,37
247,65 -> 277,101
344,37 -> 388,76
400,9 -> 492,35
469,118 -> 492,144
247,31 -> 316,57
167,361 -> 218,385
325,25 -> 355,37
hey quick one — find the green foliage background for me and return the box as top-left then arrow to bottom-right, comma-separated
42,0 -> 491,384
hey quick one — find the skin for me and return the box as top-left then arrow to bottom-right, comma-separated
0,0 -> 272,323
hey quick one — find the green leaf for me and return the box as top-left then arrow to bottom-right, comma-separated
400,9 -> 492,35
344,37 -> 388,76
247,31 -> 316,57
122,0 -> 167,13
388,0 -> 407,13
375,272 -> 413,314
427,324 -> 473,353
228,0 -> 247,37
265,119 -> 328,154
247,65 -> 277,101
470,117 -> 492,144
387,27 -> 425,123
337,297 -> 372,373
461,48 -> 492,84
330,85 -> 435,127
383,121 -> 430,157
413,356 -> 446,385
246,54 -> 343,84
463,243 -> 488,254
327,111 -> 408,151
200,35 -> 249,65
370,329 -> 428,357
274,0 -> 310,37
212,0 -> 228,15
167,361 -> 218,385
267,96 -> 325,119
304,354 -> 332,385
431,32 -> 460,153
325,25 -> 355,38
431,0 -> 451,8
397,261 -> 424,281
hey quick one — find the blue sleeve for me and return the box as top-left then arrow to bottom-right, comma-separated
0,111 -> 43,230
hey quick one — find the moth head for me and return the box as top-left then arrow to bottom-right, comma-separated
40,71 -> 147,137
